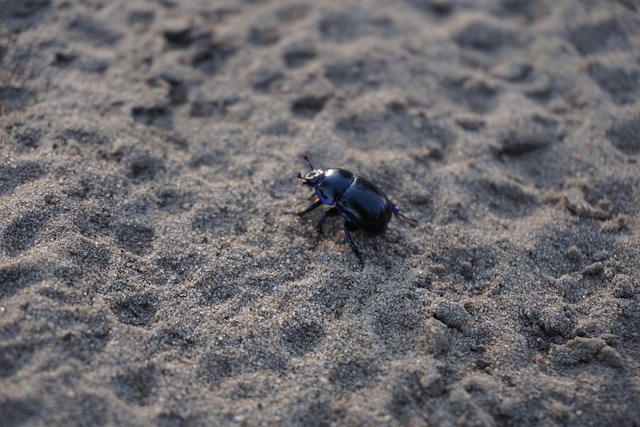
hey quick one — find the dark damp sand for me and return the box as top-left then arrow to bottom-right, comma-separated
1,0 -> 639,425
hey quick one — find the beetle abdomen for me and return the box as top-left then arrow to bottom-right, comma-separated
337,176 -> 392,233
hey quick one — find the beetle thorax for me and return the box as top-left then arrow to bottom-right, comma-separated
314,168 -> 355,205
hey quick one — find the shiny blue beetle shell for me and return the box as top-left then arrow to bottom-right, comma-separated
302,168 -> 393,234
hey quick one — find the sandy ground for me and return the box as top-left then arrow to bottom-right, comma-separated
1,0 -> 640,425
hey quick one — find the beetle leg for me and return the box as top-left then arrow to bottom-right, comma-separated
309,208 -> 338,248
316,208 -> 338,235
291,199 -> 323,216
343,221 -> 364,268
390,201 -> 399,216
390,201 -> 417,224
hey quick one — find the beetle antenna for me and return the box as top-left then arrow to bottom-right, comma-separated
303,153 -> 314,170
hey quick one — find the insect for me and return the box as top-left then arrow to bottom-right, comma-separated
293,154 -> 414,266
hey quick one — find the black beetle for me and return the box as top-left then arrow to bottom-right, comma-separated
294,154 -> 413,266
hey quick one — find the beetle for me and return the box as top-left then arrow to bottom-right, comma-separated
293,154 -> 413,266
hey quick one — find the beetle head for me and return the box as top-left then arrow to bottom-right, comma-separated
297,169 -> 324,187
297,154 -> 324,187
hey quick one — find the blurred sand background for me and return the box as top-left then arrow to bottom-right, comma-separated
1,0 -> 639,425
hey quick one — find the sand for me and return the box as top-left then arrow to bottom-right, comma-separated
1,0 -> 639,425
